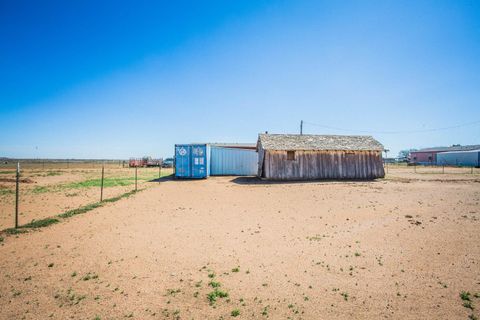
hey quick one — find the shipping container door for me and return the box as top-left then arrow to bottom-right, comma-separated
175,145 -> 191,177
191,145 -> 207,178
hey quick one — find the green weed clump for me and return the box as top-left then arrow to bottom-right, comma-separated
21,218 -> 60,228
461,291 -> 472,301
0,187 -> 14,196
58,203 -> 103,218
102,190 -> 137,203
4,228 -> 28,235
32,186 -> 50,194
207,289 -> 229,304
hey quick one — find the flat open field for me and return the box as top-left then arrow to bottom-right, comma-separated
0,165 -> 172,231
0,166 -> 479,319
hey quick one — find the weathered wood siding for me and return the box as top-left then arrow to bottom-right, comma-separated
261,150 -> 385,180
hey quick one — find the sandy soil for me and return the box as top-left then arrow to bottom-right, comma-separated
0,169 -> 479,319
0,167 -> 170,230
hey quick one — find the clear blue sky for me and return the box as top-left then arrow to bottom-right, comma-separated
1,0 -> 479,159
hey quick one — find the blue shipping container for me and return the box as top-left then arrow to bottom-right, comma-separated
210,147 -> 258,176
175,144 -> 210,178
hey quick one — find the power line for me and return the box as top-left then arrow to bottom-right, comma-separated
302,120 -> 480,135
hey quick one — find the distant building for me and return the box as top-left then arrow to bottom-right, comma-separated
410,145 -> 480,165
257,134 -> 385,180
437,149 -> 480,167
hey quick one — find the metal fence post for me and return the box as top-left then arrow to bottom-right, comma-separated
135,167 -> 138,191
159,165 -> 161,183
15,162 -> 20,229
100,165 -> 104,202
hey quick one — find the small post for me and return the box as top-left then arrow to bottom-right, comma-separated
100,165 -> 104,202
135,166 -> 138,191
300,120 -> 303,135
383,149 -> 389,174
159,165 -> 161,183
472,166 -> 474,174
15,162 -> 20,228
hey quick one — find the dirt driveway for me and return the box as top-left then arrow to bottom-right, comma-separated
0,174 -> 479,319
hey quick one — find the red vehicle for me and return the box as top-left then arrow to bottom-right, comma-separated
129,157 -> 162,167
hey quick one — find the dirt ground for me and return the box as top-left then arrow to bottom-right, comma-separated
0,167 -> 171,230
0,167 -> 479,319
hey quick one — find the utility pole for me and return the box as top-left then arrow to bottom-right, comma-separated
300,120 -> 303,135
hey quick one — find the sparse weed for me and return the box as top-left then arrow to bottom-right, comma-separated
21,218 -> 60,229
207,289 -> 229,305
82,272 -> 99,281
261,306 -> 269,316
209,281 -> 221,288
166,288 -> 181,296
231,309 -> 240,317
463,301 -> 474,310
32,186 -> 49,194
461,291 -> 472,301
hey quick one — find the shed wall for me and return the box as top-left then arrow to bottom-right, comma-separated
262,150 -> 384,180
210,147 -> 258,176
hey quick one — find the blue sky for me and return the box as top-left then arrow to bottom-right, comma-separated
1,0 -> 479,158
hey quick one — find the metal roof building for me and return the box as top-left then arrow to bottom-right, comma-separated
437,149 -> 480,167
410,145 -> 480,165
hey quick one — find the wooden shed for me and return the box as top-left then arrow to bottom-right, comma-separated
257,134 -> 385,180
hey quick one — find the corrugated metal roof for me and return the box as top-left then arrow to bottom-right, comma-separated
210,143 -> 256,149
414,145 -> 480,153
437,148 -> 480,154
257,134 -> 384,151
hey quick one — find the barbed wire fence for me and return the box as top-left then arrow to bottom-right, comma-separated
0,160 -> 170,231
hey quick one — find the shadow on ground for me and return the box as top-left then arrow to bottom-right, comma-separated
230,176 -> 380,185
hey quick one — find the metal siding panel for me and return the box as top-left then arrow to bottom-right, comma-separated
437,150 -> 480,167
210,147 -> 258,176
